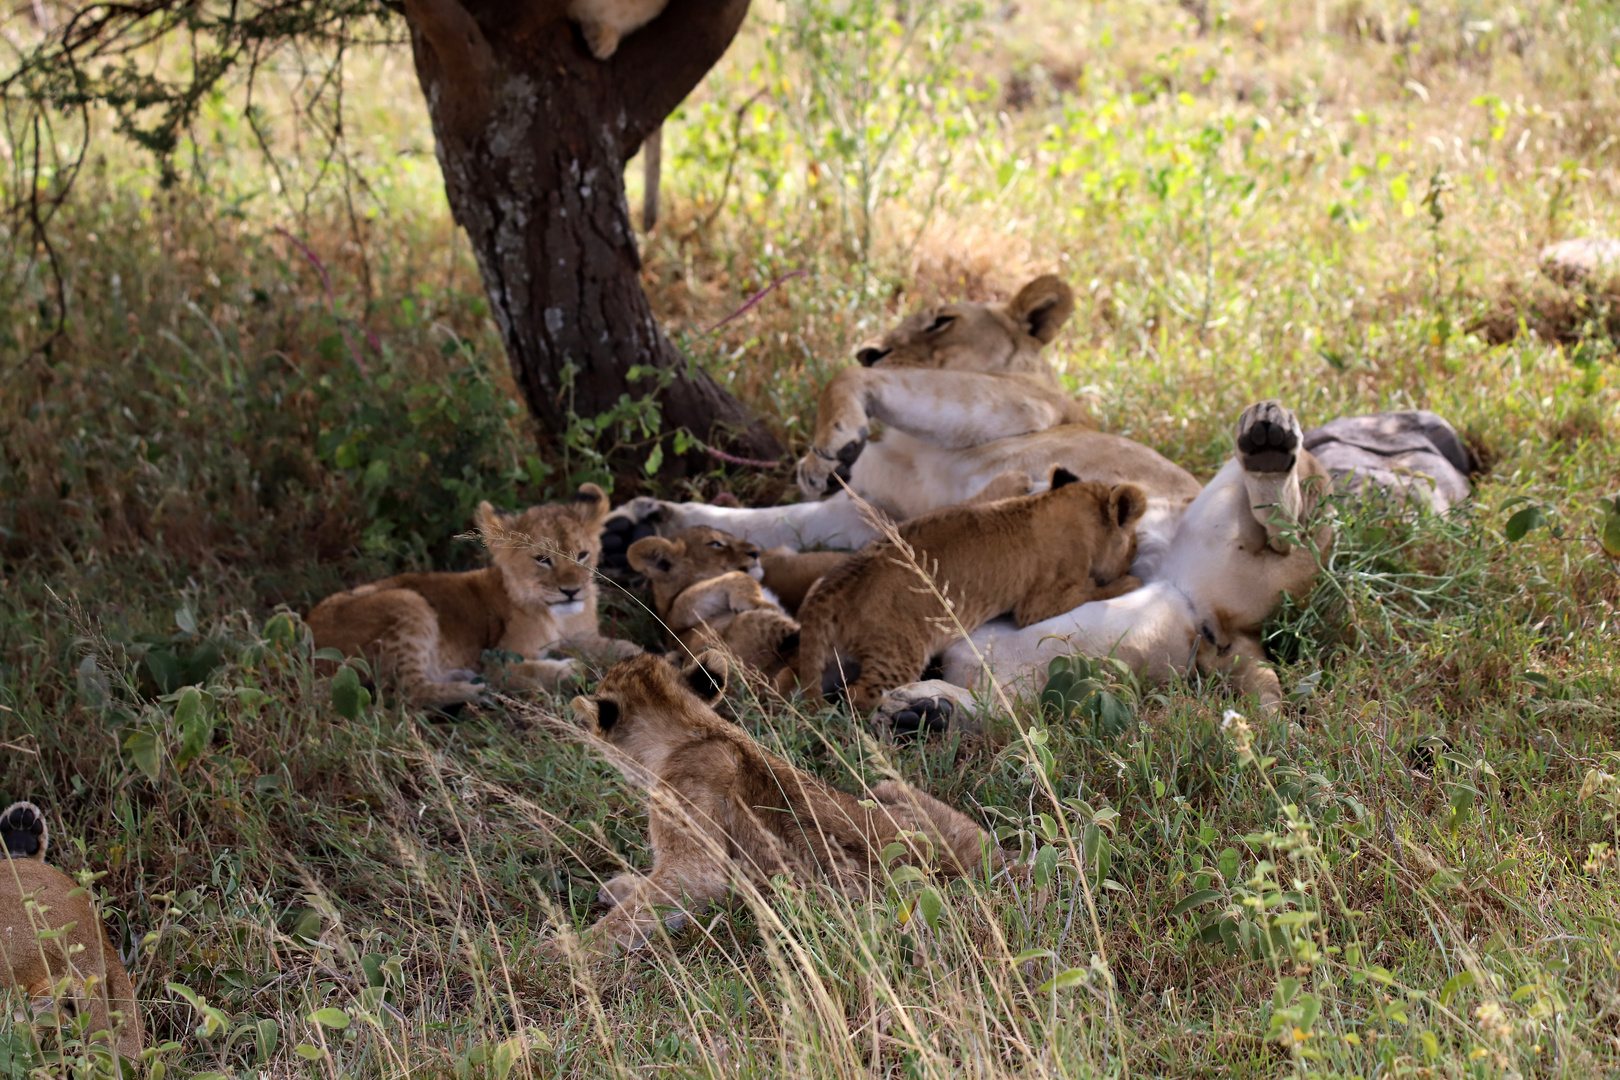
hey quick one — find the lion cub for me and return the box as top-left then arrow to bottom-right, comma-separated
568,0 -> 668,58
627,527 -> 802,675
0,803 -> 143,1062
796,468 -> 1147,715
568,653 -> 1000,955
307,485 -> 639,709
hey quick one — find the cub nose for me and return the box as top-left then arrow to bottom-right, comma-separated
560,587 -> 580,600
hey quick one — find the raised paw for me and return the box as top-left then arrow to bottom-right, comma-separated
795,433 -> 866,500
0,801 -> 47,860
1236,400 -> 1302,474
601,497 -> 675,571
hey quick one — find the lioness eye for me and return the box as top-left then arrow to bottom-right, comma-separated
709,540 -> 726,549
926,314 -> 956,333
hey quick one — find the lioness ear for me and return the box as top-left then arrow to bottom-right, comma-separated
474,500 -> 504,539
1107,483 -> 1149,530
572,483 -> 611,525
627,536 -> 678,575
1006,275 -> 1075,345
682,650 -> 729,703
1049,466 -> 1079,490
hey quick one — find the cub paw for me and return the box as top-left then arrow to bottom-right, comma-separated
1236,400 -> 1302,474
1,801 -> 48,860
873,681 -> 982,738
601,497 -> 675,571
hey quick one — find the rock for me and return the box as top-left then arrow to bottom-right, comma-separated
1302,410 -> 1473,513
1539,237 -> 1620,293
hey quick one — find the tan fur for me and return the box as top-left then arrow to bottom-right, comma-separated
627,528 -> 799,675
567,0 -> 668,58
307,485 -> 639,708
796,470 -> 1148,714
757,549 -> 849,614
568,655 -> 999,955
0,803 -> 142,1062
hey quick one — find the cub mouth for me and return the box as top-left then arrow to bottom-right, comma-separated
549,599 -> 586,615
747,563 -> 764,581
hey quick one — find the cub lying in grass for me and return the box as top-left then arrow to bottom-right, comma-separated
307,485 -> 639,709
795,467 -> 1147,715
0,802 -> 143,1063
567,653 -> 1001,956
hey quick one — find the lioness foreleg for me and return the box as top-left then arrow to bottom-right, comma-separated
1196,630 -> 1283,714
499,657 -> 583,692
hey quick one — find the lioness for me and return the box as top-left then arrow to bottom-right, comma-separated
0,802 -> 143,1063
567,653 -> 1001,956
604,275 -> 1331,711
307,485 -> 639,708
567,0 -> 667,58
627,527 -> 801,675
796,468 -> 1147,715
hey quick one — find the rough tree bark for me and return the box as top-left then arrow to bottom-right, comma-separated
401,0 -> 779,462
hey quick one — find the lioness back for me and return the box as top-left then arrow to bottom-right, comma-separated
306,485 -> 638,709
795,469 -> 1148,714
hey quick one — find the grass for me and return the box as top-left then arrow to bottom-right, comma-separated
2,0 -> 1620,1076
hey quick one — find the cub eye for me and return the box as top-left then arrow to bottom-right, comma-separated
925,314 -> 956,333
534,555 -> 552,567
577,551 -> 590,561
709,540 -> 726,549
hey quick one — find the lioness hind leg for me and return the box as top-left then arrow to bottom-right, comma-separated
843,648 -> 931,716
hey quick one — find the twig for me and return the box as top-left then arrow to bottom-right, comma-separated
704,268 -> 806,333
273,225 -> 369,376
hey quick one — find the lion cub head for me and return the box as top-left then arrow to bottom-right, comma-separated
625,527 -> 762,614
851,274 -> 1075,377
476,484 -> 611,616
571,652 -> 729,783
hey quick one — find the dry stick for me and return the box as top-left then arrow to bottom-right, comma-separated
273,227 -> 370,377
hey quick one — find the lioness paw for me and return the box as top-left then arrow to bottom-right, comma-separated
601,497 -> 675,571
874,681 -> 983,738
1236,401 -> 1302,474
0,801 -> 47,860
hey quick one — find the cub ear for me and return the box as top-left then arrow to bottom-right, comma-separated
1048,466 -> 1079,490
1107,483 -> 1149,530
474,500 -> 505,539
627,536 -> 679,575
682,650 -> 729,703
572,483 -> 611,525
571,695 -> 620,734
1006,274 -> 1075,345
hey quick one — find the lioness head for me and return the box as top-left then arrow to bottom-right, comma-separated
571,653 -> 729,772
476,484 -> 611,616
851,274 -> 1075,377
625,527 -> 762,611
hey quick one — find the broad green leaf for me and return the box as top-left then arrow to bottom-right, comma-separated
331,665 -> 368,720
174,687 -> 212,770
361,953 -> 386,987
1037,968 -> 1088,993
264,613 -> 298,647
293,1044 -> 324,1060
917,886 -> 943,930
309,1008 -> 350,1030
1419,1029 -> 1440,1059
1010,948 -> 1054,964
1297,992 -> 1320,1032
1438,970 -> 1475,1006
254,1019 -> 278,1064
1169,889 -> 1223,917
1504,505 -> 1546,542
1031,844 -> 1058,888
1218,847 -> 1240,882
887,864 -> 925,886
125,729 -> 163,783
1602,503 -> 1620,558
174,606 -> 198,635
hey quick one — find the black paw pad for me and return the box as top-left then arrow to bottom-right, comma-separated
890,698 -> 954,740
1,803 -> 46,858
600,516 -> 662,571
823,462 -> 853,496
1237,416 -> 1299,473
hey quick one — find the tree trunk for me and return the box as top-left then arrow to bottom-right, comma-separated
402,0 -> 779,464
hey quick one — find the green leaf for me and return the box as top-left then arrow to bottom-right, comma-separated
309,1008 -> 350,1030
1297,992 -> 1320,1032
1504,505 -> 1546,542
917,886 -> 943,930
174,686 -> 212,770
361,953 -> 386,987
263,612 -> 298,648
293,1044 -> 324,1061
643,442 -> 664,476
1218,847 -> 1240,882
174,606 -> 197,635
1010,948 -> 1054,964
1037,968 -> 1087,993
1438,970 -> 1475,1007
125,728 -> 163,783
887,864 -> 926,886
254,1019 -> 278,1064
331,665 -> 369,720
1169,889 -> 1223,917
1602,503 -> 1620,558
1031,844 -> 1058,888
1419,1029 -> 1440,1059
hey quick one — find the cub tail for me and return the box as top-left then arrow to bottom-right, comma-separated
0,801 -> 48,861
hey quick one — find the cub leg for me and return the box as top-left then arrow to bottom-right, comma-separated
357,592 -> 486,708
842,644 -> 932,716
583,792 -> 734,955
870,781 -> 998,878
500,657 -> 583,693
720,608 -> 801,671
760,549 -> 850,614
597,872 -> 643,907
